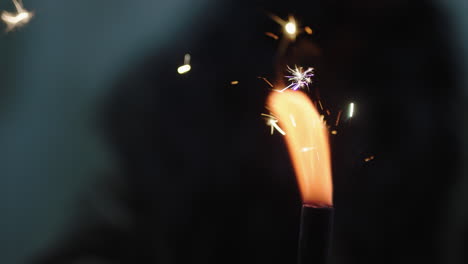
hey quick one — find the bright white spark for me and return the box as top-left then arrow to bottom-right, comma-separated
1,0 -> 33,31
285,21 -> 296,35
301,147 -> 315,152
262,113 -> 286,136
349,102 -> 355,118
177,53 -> 191,74
280,65 -> 314,92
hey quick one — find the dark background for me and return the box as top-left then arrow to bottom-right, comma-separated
1,0 -> 467,263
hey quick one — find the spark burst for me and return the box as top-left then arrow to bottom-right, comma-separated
280,65 -> 314,92
1,0 -> 33,32
261,113 -> 286,136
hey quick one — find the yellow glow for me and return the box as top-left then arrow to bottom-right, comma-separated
177,64 -> 191,74
230,81 -> 239,85
285,21 -> 297,35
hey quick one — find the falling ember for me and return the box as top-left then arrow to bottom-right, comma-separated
304,26 -> 313,35
265,32 -> 279,40
348,102 -> 355,118
267,91 -> 333,206
258,76 -> 274,88
331,130 -> 338,135
261,113 -> 286,136
230,81 -> 239,85
335,110 -> 342,126
364,156 -> 375,162
177,53 -> 191,74
1,0 -> 33,31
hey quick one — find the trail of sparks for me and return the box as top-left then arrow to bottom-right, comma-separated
261,113 -> 286,135
1,0 -> 33,31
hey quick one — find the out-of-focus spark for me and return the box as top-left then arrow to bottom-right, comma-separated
265,32 -> 279,40
231,81 -> 239,85
177,53 -> 191,74
258,76 -> 274,88
289,114 -> 297,127
304,26 -> 313,35
335,110 -> 342,126
349,102 -> 355,118
326,110 -> 331,116
318,100 -> 324,111
331,130 -> 338,135
1,0 -> 33,31
301,147 -> 315,153
364,155 -> 375,162
285,19 -> 297,36
280,65 -> 314,92
261,113 -> 286,136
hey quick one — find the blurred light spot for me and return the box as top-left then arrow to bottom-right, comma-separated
177,64 -> 191,74
265,32 -> 279,40
349,102 -> 355,118
364,155 -> 375,162
304,26 -> 313,35
285,21 -> 297,35
331,130 -> 337,135
231,81 -> 239,85
1,0 -> 33,31
177,53 -> 191,74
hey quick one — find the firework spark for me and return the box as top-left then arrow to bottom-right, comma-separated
261,113 -> 286,136
279,65 -> 314,92
1,0 -> 33,31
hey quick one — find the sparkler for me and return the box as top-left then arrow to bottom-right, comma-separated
279,65 -> 314,92
1,0 -> 33,31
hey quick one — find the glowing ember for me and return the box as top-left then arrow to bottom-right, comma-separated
280,66 -> 314,92
230,81 -> 239,85
267,91 -> 333,206
265,32 -> 279,40
261,113 -> 286,136
304,26 -> 313,35
1,0 -> 33,31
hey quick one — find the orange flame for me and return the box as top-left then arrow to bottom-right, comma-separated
267,91 -> 333,207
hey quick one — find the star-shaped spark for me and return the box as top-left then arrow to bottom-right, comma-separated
280,65 -> 314,92
1,0 -> 33,32
261,113 -> 286,136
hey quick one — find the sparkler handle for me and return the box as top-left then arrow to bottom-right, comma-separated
297,206 -> 334,264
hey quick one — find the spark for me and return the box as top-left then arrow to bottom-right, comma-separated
301,147 -> 315,152
289,114 -> 297,127
177,53 -> 191,74
1,0 -> 33,31
261,113 -> 286,136
230,81 -> 239,85
265,32 -> 279,40
304,26 -> 313,35
364,156 -> 375,162
349,102 -> 355,118
331,130 -> 338,135
285,20 -> 297,35
280,65 -> 314,92
335,110 -> 342,126
258,76 -> 274,88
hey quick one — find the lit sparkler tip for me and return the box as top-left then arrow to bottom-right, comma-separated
281,65 -> 315,92
284,16 -> 297,38
1,0 -> 33,31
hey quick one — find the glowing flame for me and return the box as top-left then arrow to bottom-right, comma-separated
267,91 -> 333,206
1,0 -> 33,31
